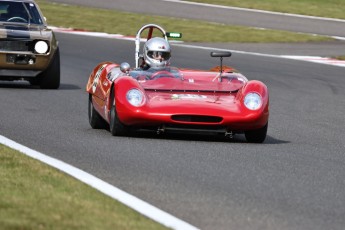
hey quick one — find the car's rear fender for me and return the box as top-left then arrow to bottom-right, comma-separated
86,62 -> 113,94
87,62 -> 121,121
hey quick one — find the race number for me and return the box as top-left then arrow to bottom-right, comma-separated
92,64 -> 107,93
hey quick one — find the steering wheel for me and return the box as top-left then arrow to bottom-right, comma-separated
7,17 -> 28,23
135,75 -> 151,81
150,71 -> 177,80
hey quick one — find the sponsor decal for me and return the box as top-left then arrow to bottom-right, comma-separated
107,69 -> 121,81
171,94 -> 207,100
92,64 -> 107,93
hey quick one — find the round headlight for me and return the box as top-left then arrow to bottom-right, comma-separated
126,89 -> 145,107
244,93 -> 262,110
34,41 -> 49,54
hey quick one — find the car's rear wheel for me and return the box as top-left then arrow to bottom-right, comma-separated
244,123 -> 268,143
37,48 -> 61,89
109,104 -> 127,136
88,95 -> 106,129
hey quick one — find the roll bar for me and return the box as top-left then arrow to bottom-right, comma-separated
135,24 -> 168,68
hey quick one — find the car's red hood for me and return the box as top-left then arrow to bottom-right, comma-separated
139,72 -> 245,93
143,90 -> 238,106
139,73 -> 244,107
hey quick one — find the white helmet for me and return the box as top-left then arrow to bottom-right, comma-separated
143,37 -> 171,68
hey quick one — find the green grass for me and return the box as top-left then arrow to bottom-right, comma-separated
36,0 -> 332,43
334,56 -> 345,60
189,0 -> 345,19
0,144 -> 169,230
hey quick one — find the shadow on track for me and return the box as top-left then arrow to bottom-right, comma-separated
96,127 -> 289,145
0,81 -> 80,90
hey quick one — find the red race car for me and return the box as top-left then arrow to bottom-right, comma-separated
86,24 -> 269,143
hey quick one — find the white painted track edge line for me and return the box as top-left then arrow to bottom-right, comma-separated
173,43 -> 345,68
0,135 -> 200,230
51,27 -> 345,68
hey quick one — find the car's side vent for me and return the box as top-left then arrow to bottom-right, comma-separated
171,115 -> 223,123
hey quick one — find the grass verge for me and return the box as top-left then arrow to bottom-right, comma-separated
36,0 -> 332,43
334,56 -> 345,60
0,144 -> 168,230
189,0 -> 345,20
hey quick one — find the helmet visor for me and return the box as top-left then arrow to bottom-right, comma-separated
147,51 -> 171,60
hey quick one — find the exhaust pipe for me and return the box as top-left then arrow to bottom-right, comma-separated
157,125 -> 165,134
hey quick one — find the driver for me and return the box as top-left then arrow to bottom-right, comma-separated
141,37 -> 171,70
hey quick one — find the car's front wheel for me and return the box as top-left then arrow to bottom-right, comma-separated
109,104 -> 127,136
37,48 -> 61,89
244,123 -> 268,143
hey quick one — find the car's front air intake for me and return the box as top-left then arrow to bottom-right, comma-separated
171,115 -> 223,123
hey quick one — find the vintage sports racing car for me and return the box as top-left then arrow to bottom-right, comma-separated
86,24 -> 269,143
0,0 -> 60,89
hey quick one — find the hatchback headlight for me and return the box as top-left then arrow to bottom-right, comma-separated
34,41 -> 49,54
126,89 -> 145,107
244,93 -> 262,110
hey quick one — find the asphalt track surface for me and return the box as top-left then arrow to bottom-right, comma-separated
2,1 -> 345,229
1,31 -> 345,229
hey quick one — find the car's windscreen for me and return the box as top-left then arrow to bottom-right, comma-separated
0,1 -> 44,24
130,67 -> 182,80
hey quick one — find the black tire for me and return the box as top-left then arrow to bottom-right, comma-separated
109,104 -> 127,136
38,47 -> 61,89
245,123 -> 268,143
88,95 -> 106,129
28,77 -> 40,86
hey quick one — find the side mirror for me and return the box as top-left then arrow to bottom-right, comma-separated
120,62 -> 130,74
210,51 -> 232,74
210,51 -> 232,58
